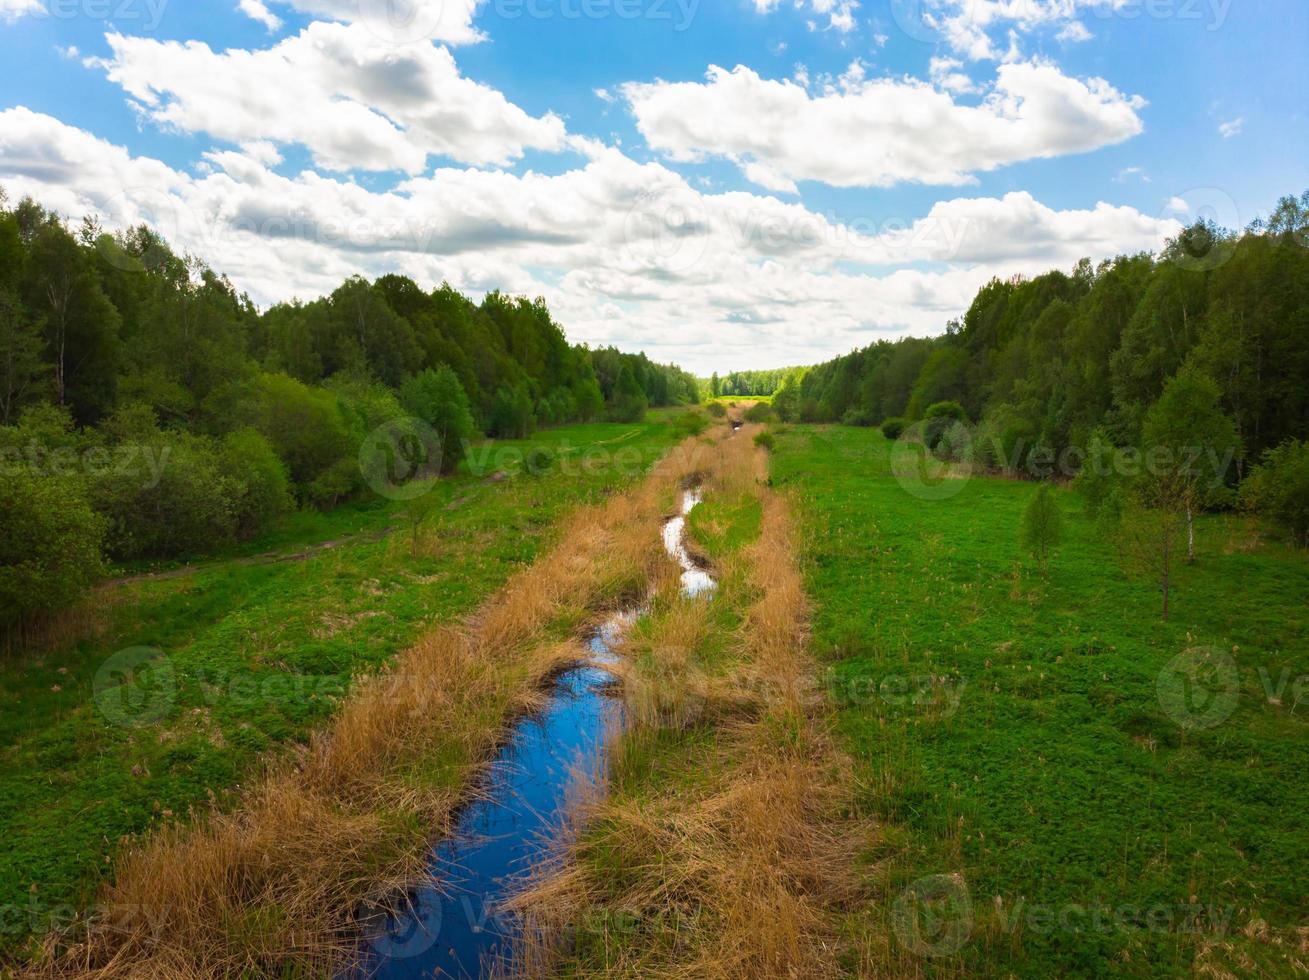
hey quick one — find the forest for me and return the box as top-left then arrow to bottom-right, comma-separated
0,189 -> 698,641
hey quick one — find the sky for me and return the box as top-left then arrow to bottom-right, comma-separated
0,0 -> 1305,374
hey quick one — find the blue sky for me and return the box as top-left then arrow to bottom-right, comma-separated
0,0 -> 1305,371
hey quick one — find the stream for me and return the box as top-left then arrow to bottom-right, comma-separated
352,484 -> 712,979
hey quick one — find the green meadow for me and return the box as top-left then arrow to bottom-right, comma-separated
771,424 -> 1309,977
0,413 -> 686,958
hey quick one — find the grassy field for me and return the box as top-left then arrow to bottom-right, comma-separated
0,412 -> 688,960
770,424 -> 1309,977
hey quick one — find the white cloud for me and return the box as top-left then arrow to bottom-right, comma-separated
238,0 -> 282,31
1114,165 -> 1148,182
622,60 -> 1145,190
0,0 -> 42,22
271,0 -> 485,45
929,56 -> 979,94
1218,117 -> 1243,139
1166,196 -> 1188,212
754,0 -> 858,33
91,23 -> 566,173
0,108 -> 1181,372
904,0 -> 1121,61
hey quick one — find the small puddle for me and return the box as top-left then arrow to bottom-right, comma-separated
351,485 -> 711,979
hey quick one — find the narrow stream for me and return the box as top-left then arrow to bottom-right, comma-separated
352,485 -> 712,979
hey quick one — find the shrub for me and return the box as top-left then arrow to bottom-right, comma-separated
489,385 -> 536,437
706,402 -> 727,418
753,431 -> 776,452
1021,483 -> 1062,573
91,418 -> 239,561
399,366 -> 477,475
237,373 -> 354,500
0,471 -> 105,631
880,417 -> 906,440
841,406 -> 876,427
923,401 -> 967,451
221,428 -> 293,539
1241,438 -> 1309,546
743,402 -> 775,423
673,410 -> 709,437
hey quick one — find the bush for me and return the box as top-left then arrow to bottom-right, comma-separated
489,385 -> 536,438
880,417 -> 906,440
673,410 -> 709,437
237,373 -> 355,501
706,402 -> 727,418
1241,438 -> 1309,546
753,431 -> 776,452
399,366 -> 477,475
221,428 -> 293,539
743,402 -> 775,423
91,419 -> 239,561
923,400 -> 967,450
0,471 -> 106,630
841,406 -> 876,427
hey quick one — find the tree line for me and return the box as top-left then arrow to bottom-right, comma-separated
0,188 -> 698,639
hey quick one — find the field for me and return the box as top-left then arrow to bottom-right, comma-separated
0,413 -> 687,960
770,424 -> 1309,977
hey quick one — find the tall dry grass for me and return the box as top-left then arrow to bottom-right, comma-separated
30,430 -> 724,979
508,432 -> 876,979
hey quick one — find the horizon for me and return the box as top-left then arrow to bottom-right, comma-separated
0,1 -> 1305,375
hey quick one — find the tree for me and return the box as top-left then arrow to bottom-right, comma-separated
1240,438 -> 1309,546
610,363 -> 648,423
0,288 -> 45,423
399,366 -> 477,475
1021,483 -> 1062,574
1139,369 -> 1240,562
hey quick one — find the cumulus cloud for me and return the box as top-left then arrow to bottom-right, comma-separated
0,108 -> 1180,371
753,0 -> 858,32
622,60 -> 1144,190
91,22 -> 566,173
898,0 -> 1121,61
0,0 -> 43,20
237,0 -> 283,31
271,0 -> 485,45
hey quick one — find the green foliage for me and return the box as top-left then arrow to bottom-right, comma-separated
489,384 -> 536,438
923,400 -> 967,451
880,417 -> 905,440
609,364 -> 648,423
399,366 -> 477,475
752,431 -> 775,452
236,373 -> 355,501
705,402 -> 727,418
840,406 -> 876,427
672,409 -> 708,437
0,470 -> 105,629
1241,438 -> 1309,546
1021,482 -> 1062,572
743,402 -> 775,423
220,428 -> 293,538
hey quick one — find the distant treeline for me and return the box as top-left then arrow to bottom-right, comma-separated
704,368 -> 797,399
0,188 -> 697,635
769,192 -> 1309,472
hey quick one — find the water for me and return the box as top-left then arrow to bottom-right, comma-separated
352,486 -> 710,979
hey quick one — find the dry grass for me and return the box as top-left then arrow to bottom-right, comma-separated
28,430 -> 724,980
508,431 -> 876,979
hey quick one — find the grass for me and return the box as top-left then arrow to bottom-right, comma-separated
0,412 -> 689,965
770,424 -> 1309,977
